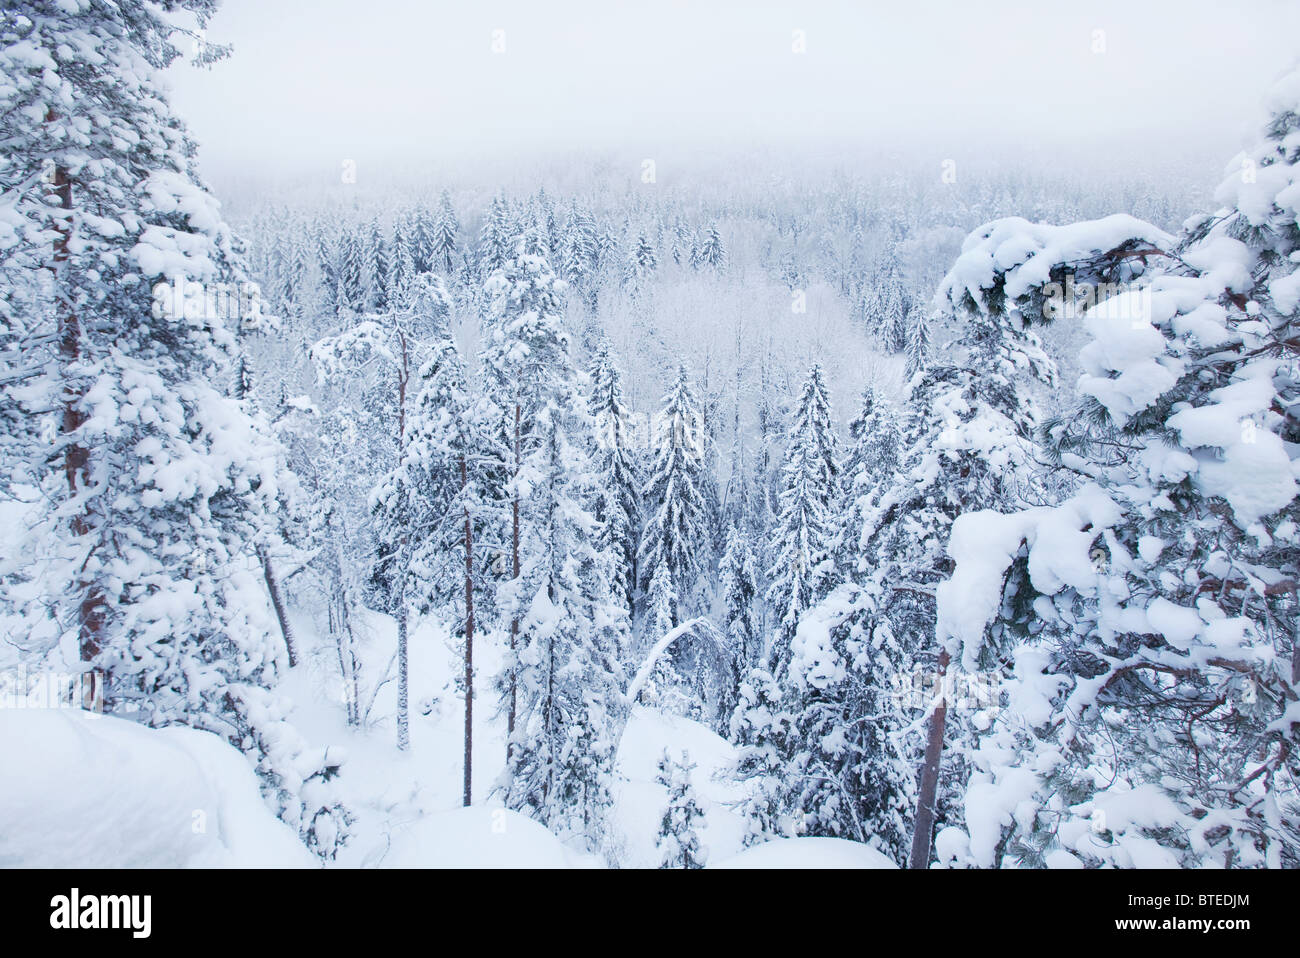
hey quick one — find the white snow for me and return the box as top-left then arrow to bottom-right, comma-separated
711,836 -> 897,869
377,807 -> 598,868
0,709 -> 316,868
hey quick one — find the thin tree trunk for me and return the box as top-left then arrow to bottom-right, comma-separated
48,115 -> 104,709
461,454 -> 474,807
507,402 -> 521,763
908,648 -> 950,870
395,329 -> 411,752
258,544 -> 297,667
397,606 -> 409,751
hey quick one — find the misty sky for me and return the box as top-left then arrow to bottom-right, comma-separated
166,0 -> 1300,182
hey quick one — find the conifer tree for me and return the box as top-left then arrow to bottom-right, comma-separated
365,216 -> 390,312
925,68 -> 1300,868
432,189 -> 460,273
638,364 -> 710,627
765,363 -> 840,677
656,749 -> 707,868
480,248 -> 629,845
904,309 -> 932,382
586,342 -> 641,613
0,0 -> 350,857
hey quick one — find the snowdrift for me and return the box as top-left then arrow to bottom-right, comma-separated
0,709 -> 316,868
377,806 -> 598,868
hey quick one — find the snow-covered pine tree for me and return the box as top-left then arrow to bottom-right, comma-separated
656,749 -> 707,868
0,0 -> 349,858
929,66 -> 1300,869
765,363 -> 840,679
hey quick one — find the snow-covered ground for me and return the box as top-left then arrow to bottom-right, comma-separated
0,606 -> 892,868
0,708 -> 315,868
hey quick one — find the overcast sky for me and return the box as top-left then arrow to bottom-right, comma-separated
166,0 -> 1300,183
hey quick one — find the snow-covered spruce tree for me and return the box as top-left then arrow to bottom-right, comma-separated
767,585 -> 916,861
878,243 -> 909,350
0,0 -> 349,857
904,309 -> 932,382
751,368 -> 946,861
638,363 -> 711,627
364,216 -> 389,312
480,247 -> 629,845
765,363 -> 840,679
930,68 -> 1300,869
698,226 -> 725,272
312,273 -> 454,751
834,384 -> 901,573
559,203 -> 599,311
623,232 -> 657,291
718,519 -> 763,686
789,300 -> 1047,865
431,189 -> 459,274
656,749 -> 708,868
409,205 -> 434,275
337,225 -> 366,313
314,219 -> 342,316
388,210 -> 417,305
477,194 -> 514,279
586,341 -> 641,614
729,667 -> 795,845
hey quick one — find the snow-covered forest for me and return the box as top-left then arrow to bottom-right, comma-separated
2,0 -> 1299,872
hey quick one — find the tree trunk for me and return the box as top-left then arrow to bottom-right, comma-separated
48,115 -> 104,710
395,329 -> 411,752
507,402 -> 521,763
258,544 -> 297,667
908,648 -> 950,870
461,454 -> 474,807
397,606 -> 409,751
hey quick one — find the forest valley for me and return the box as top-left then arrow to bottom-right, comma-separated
1,3 -> 1299,870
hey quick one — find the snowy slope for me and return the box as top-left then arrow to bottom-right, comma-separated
0,610 -> 898,869
376,807 -> 599,868
0,709 -> 316,868
610,705 -> 746,867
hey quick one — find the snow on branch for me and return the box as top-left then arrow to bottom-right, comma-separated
624,617 -> 723,705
